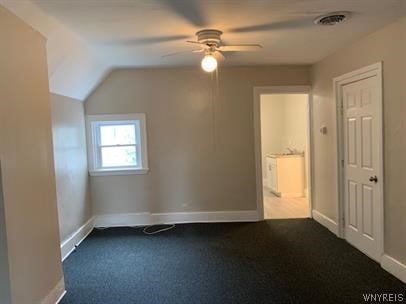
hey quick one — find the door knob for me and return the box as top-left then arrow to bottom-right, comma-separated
369,175 -> 378,183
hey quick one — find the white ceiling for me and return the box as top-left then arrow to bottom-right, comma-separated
2,0 -> 406,99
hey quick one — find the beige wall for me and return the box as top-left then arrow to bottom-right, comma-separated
85,66 -> 311,215
260,94 -> 308,186
51,93 -> 92,242
311,17 -> 406,264
0,6 -> 64,304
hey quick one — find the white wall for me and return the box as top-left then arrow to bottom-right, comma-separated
260,94 -> 308,187
85,66 -> 311,216
51,93 -> 92,243
0,6 -> 64,303
260,95 -> 286,155
311,16 -> 406,264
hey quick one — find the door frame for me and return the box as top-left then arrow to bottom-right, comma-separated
253,85 -> 313,220
333,62 -> 384,259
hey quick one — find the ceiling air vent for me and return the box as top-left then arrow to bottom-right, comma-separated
314,12 -> 351,26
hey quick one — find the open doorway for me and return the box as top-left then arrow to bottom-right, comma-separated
254,87 -> 312,220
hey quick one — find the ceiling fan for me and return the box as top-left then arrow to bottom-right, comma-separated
163,29 -> 263,72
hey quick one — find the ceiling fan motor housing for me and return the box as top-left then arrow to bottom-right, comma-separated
196,29 -> 223,47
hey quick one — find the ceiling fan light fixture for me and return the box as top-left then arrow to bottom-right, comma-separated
162,28 -> 262,72
201,54 -> 217,72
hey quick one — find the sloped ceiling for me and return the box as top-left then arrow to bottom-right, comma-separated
0,0 -> 110,101
1,0 -> 406,101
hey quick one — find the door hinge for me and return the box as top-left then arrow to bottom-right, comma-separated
341,159 -> 344,167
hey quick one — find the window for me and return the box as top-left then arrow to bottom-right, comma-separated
86,114 -> 148,176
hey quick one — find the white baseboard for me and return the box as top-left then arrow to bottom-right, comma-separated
381,254 -> 406,284
41,278 -> 66,304
152,210 -> 259,224
312,212 -> 406,285
312,210 -> 339,236
94,210 -> 260,228
56,290 -> 67,304
94,212 -> 151,227
60,216 -> 95,261
57,210 -> 406,290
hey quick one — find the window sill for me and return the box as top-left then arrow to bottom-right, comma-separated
89,168 -> 149,176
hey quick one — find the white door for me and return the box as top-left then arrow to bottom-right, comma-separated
342,71 -> 383,261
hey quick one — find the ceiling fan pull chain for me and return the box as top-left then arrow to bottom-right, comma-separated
216,68 -> 220,98
211,71 -> 216,151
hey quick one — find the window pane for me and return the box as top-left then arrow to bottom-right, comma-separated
100,124 -> 136,146
101,146 -> 137,167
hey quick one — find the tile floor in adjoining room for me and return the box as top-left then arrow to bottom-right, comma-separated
263,188 -> 309,219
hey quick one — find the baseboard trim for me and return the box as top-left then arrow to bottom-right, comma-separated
312,210 -> 339,236
57,211 -> 406,288
381,254 -> 406,284
94,210 -> 260,227
312,212 -> 406,285
41,278 -> 65,304
56,290 -> 67,304
152,210 -> 260,224
94,212 -> 151,227
60,216 -> 95,261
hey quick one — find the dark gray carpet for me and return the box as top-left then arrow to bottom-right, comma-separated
60,219 -> 406,304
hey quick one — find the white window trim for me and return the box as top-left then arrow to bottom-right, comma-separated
85,113 -> 149,176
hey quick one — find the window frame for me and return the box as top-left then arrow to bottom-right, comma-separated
86,114 -> 149,176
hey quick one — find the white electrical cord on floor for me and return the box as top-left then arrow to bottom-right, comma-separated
95,224 -> 176,235
142,224 -> 176,235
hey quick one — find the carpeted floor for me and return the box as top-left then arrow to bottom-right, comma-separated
60,219 -> 406,304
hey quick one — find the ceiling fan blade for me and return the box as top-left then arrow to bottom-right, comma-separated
229,18 -> 312,33
213,51 -> 225,62
218,44 -> 263,52
159,0 -> 207,27
187,40 -> 210,48
97,35 -> 189,46
162,49 -> 202,58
